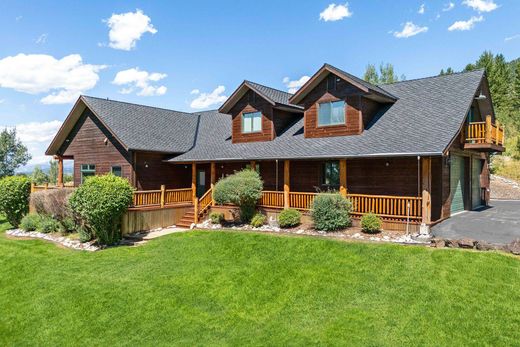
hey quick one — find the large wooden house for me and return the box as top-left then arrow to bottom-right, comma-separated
45,64 -> 505,232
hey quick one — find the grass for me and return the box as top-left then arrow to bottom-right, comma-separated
1,220 -> 520,346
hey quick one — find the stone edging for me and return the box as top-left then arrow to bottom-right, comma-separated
6,229 -> 101,251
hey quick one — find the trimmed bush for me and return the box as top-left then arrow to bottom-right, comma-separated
209,212 -> 224,224
0,176 -> 31,227
311,193 -> 352,232
68,175 -> 134,245
38,215 -> 60,233
278,208 -> 301,228
361,213 -> 382,234
213,169 -> 263,223
250,213 -> 267,228
20,214 -> 42,231
31,189 -> 74,221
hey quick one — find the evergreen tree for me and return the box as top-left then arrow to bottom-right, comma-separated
379,63 -> 398,84
513,60 -> 520,111
363,64 -> 379,84
30,166 -> 49,185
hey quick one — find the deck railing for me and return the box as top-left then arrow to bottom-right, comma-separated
132,187 -> 193,208
133,190 -> 162,207
31,183 -> 74,193
346,194 -> 422,221
258,191 -> 285,208
289,192 -> 316,211
466,118 -> 505,146
197,188 -> 213,216
165,188 -> 192,205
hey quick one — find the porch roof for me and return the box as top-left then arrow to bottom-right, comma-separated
167,69 -> 486,162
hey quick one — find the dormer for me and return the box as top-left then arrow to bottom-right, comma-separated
219,81 -> 303,143
289,64 -> 398,138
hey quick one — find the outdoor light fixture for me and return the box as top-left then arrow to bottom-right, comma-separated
144,162 -> 149,168
475,91 -> 487,100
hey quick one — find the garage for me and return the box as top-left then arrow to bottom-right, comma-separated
471,158 -> 483,209
450,154 -> 466,214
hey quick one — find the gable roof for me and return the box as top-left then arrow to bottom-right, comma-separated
219,80 -> 303,114
168,69 -> 486,162
289,63 -> 398,105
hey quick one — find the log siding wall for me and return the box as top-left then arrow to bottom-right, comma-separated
230,90 -> 275,143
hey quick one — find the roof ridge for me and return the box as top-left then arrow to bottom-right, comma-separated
378,68 -> 485,87
81,95 -> 195,117
244,80 -> 293,97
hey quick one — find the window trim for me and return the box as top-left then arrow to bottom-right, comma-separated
241,111 -> 263,134
111,165 -> 122,177
80,164 -> 96,184
317,100 -> 346,127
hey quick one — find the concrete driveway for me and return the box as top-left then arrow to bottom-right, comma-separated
432,200 -> 520,245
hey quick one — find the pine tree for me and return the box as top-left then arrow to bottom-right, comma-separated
363,64 -> 379,84
379,63 -> 398,84
513,60 -> 520,111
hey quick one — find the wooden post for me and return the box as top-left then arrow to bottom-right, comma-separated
421,157 -> 432,226
44,183 -> 48,190
192,163 -> 198,223
57,156 -> 64,187
210,162 -> 216,206
160,185 -> 165,208
339,159 -> 347,197
31,182 -> 35,194
250,161 -> 256,171
495,120 -> 500,145
284,160 -> 290,209
485,115 -> 492,144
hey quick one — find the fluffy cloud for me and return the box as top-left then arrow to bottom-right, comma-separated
418,4 -> 426,14
0,53 -> 105,104
112,68 -> 167,96
319,3 -> 353,22
448,16 -> 484,31
443,2 -> 455,11
393,22 -> 428,38
283,76 -> 310,94
190,86 -> 227,109
462,0 -> 498,12
105,9 -> 157,50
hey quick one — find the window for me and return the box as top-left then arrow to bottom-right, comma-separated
318,100 -> 345,126
242,111 -> 262,133
80,164 -> 96,183
322,161 -> 340,187
111,166 -> 122,177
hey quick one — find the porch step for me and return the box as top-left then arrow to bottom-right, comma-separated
177,208 -> 195,228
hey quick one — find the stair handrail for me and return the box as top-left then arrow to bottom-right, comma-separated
198,188 -> 213,216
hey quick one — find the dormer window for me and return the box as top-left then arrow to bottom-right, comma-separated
318,100 -> 345,126
242,111 -> 262,133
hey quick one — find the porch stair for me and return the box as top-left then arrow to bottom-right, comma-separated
177,208 -> 195,228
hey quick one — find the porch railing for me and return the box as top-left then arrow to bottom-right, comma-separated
465,117 -> 505,146
132,187 -> 193,208
289,192 -> 316,211
197,188 -> 213,216
258,191 -> 284,208
165,188 -> 192,205
31,183 -> 74,193
347,194 -> 422,221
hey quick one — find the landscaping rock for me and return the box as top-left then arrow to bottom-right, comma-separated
445,239 -> 459,248
458,239 -> 476,249
6,229 -> 100,251
431,238 -> 446,248
475,240 -> 495,251
508,240 -> 520,255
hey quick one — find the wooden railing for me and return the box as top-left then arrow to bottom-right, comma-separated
466,118 -> 505,146
346,194 -> 422,221
165,188 -> 192,205
466,122 -> 486,144
289,192 -> 316,211
258,191 -> 284,208
198,188 -> 213,216
133,187 -> 193,208
31,183 -> 74,193
133,190 -> 162,207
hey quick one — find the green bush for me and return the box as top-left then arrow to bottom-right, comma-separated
38,215 -> 60,233
311,193 -> 352,232
20,214 -> 42,231
361,213 -> 382,234
278,208 -> 301,228
0,176 -> 31,227
209,212 -> 224,224
213,169 -> 263,223
60,217 -> 76,233
77,225 -> 93,243
250,213 -> 266,228
68,175 -> 134,245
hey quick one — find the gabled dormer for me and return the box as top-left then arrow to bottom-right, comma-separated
219,81 -> 303,143
289,64 -> 398,138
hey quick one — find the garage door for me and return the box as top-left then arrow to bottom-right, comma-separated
472,158 -> 482,209
450,155 -> 465,214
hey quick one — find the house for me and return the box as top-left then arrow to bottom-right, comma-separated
45,64 -> 505,232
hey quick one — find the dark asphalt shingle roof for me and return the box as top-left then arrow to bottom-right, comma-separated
244,80 -> 299,108
168,69 -> 485,162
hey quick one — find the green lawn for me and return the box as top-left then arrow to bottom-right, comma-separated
1,216 -> 520,346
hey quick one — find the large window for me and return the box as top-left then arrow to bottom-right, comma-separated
80,164 -> 96,183
242,111 -> 262,133
318,100 -> 345,126
111,166 -> 122,177
322,161 -> 340,188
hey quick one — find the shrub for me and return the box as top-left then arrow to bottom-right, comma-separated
77,225 -> 93,243
278,208 -> 301,228
250,213 -> 266,228
311,193 -> 352,232
20,214 -> 42,231
209,212 -> 224,224
0,176 -> 31,227
38,215 -> 60,233
60,217 -> 76,233
361,213 -> 382,234
213,169 -> 263,223
31,189 -> 74,221
68,175 -> 134,245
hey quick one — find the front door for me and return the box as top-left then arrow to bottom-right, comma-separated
196,169 -> 206,198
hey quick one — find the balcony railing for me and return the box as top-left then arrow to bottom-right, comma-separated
465,116 -> 505,148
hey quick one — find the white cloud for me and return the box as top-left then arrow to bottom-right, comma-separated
393,22 -> 428,38
0,53 -> 106,104
448,15 -> 484,31
105,9 -> 157,50
112,68 -> 167,96
443,2 -> 455,11
283,76 -> 310,94
190,86 -> 227,109
319,3 -> 353,22
462,0 -> 498,12
505,34 -> 520,42
190,89 -> 200,95
418,4 -> 426,14
35,33 -> 48,44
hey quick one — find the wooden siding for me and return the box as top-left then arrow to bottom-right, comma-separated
135,153 -> 191,190
230,90 -> 274,143
60,109 -> 133,187
273,109 -> 302,137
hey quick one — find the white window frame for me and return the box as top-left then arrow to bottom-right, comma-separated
318,100 -> 346,127
242,111 -> 262,133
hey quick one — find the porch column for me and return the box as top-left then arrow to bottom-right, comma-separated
284,160 -> 290,209
339,159 -> 347,197
485,115 -> 492,144
56,156 -> 64,187
210,162 -> 216,206
421,157 -> 432,233
192,162 -> 198,224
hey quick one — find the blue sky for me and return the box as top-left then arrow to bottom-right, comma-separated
0,0 -> 518,168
